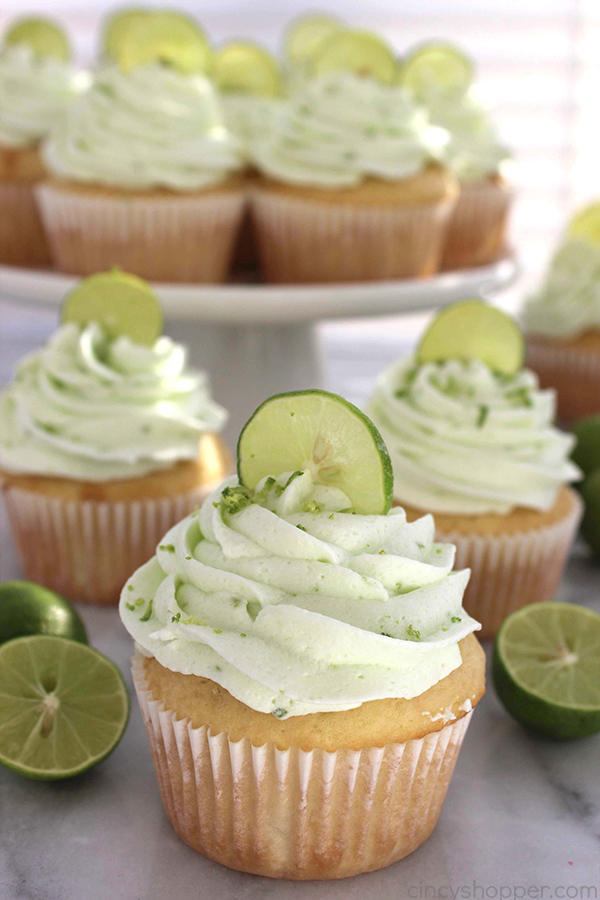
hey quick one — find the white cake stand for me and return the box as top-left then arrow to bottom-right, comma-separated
0,258 -> 518,444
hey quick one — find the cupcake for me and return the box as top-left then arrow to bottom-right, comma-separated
121,388 -> 485,879
0,18 -> 85,266
37,61 -> 245,282
250,71 -> 458,283
369,301 -> 582,639
0,271 -> 231,605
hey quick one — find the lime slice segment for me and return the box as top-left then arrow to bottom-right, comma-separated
310,29 -> 398,85
238,389 -> 393,515
4,16 -> 71,61
416,299 -> 524,376
0,582 -> 87,646
571,416 -> 600,478
399,41 -> 473,100
101,7 -> 150,61
284,13 -> 343,69
0,635 -> 129,779
568,202 -> 600,247
61,270 -> 163,346
215,41 -> 281,96
493,603 -> 600,739
117,11 -> 213,75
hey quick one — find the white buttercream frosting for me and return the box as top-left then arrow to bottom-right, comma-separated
220,92 -> 283,152
120,469 -> 479,717
43,63 -> 243,190
369,357 -> 578,515
0,322 -> 227,481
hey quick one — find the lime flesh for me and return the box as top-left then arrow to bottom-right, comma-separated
61,270 -> 163,346
4,16 -> 71,61
284,13 -> 343,68
101,7 -> 150,61
568,202 -> 600,247
399,41 -> 473,100
571,416 -> 600,479
215,42 -> 281,96
0,636 -> 129,779
310,29 -> 398,85
0,581 -> 87,646
237,389 -> 393,515
117,11 -> 213,75
493,603 -> 600,739
417,299 -> 524,376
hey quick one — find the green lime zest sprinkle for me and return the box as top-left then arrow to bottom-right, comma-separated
380,631 -> 394,638
171,612 -> 181,623
140,600 -> 153,622
301,499 -> 323,514
451,615 -> 462,623
328,513 -> 334,520
159,544 -> 175,553
135,597 -> 144,607
272,708 -> 287,719
232,597 -> 242,607
296,524 -> 307,532
125,602 -> 135,612
127,584 -> 134,592
240,633 -> 247,638
253,477 -> 277,504
407,624 -> 421,641
506,386 -> 533,408
182,615 -> 206,626
213,628 -> 223,634
477,405 -> 490,428
379,549 -> 386,555
284,470 -> 303,489
220,484 -> 253,515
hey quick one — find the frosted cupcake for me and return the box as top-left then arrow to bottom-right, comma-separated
250,71 -> 458,283
0,272 -> 230,605
121,389 -> 485,879
0,18 -> 85,266
369,301 -> 582,639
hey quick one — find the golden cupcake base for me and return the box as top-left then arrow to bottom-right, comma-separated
526,330 -> 600,422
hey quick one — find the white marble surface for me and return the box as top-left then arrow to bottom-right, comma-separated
0,298 -> 599,898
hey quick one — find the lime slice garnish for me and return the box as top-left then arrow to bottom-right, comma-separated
571,416 -> 600,479
309,28 -> 398,85
61,270 -> 163,346
3,16 -> 71,61
568,202 -> 600,247
399,41 -> 473,100
237,389 -> 393,515
493,603 -> 600,740
215,41 -> 282,96
117,11 -> 213,75
0,582 -> 87,646
416,299 -> 524,376
101,7 -> 150,61
284,13 -> 343,69
0,635 -> 129,780
580,470 -> 600,555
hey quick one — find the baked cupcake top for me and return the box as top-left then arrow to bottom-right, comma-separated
0,44 -> 85,148
251,72 -> 448,188
0,321 -> 227,481
43,63 -> 242,190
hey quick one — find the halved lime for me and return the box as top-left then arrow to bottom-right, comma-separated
284,13 -> 343,69
101,7 -> 150,61
0,582 -> 87,646
117,11 -> 213,75
0,635 -> 129,779
580,469 -> 600,555
571,416 -> 600,479
4,16 -> 71,61
416,299 -> 524,376
215,41 -> 281,96
493,603 -> 600,739
399,41 -> 473,100
237,389 -> 393,515
61,270 -> 163,346
568,202 -> 600,247
309,28 -> 397,85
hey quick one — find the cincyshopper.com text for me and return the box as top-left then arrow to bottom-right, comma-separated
407,884 -> 598,900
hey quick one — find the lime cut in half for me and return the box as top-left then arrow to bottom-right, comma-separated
416,299 -> 524,376
61,270 -> 163,346
493,602 -> 600,740
309,28 -> 397,85
0,636 -> 129,780
237,389 -> 393,515
101,7 -> 150,61
116,11 -> 213,75
399,41 -> 473,100
215,41 -> 282,96
4,16 -> 71,61
568,202 -> 600,248
0,581 -> 87,646
284,13 -> 343,69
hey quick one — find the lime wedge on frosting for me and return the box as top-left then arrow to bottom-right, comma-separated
101,7 -> 150,61
284,13 -> 343,69
399,41 -> 473,100
117,11 -> 212,75
568,202 -> 600,247
215,41 -> 281,96
309,28 -> 398,84
4,16 -> 71,61
0,582 -> 87,647
61,270 -> 163,346
416,299 -> 524,376
238,389 -> 393,515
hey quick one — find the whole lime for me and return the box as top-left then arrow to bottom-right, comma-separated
580,470 -> 600,554
572,415 -> 600,479
0,581 -> 87,645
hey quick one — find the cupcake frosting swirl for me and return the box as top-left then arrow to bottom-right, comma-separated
221,92 -> 283,152
0,322 -> 227,481
251,72 -> 448,188
43,63 -> 242,190
120,469 -> 479,717
369,357 -> 578,515
0,44 -> 86,147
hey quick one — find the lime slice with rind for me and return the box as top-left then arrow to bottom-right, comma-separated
416,299 -> 524,376
493,603 -> 600,739
117,11 -> 212,75
309,28 -> 397,85
571,416 -> 600,479
284,13 -> 343,69
0,582 -> 87,646
0,635 -> 129,780
101,7 -> 150,61
399,41 -> 473,100
215,41 -> 281,96
4,16 -> 71,61
61,270 -> 163,346
238,389 -> 393,515
568,202 -> 600,248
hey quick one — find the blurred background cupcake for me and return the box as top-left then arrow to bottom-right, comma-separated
0,15 -> 86,267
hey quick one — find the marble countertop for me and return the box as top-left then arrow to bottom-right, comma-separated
0,299 -> 599,898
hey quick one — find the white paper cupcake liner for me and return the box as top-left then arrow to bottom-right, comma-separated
2,484 -> 215,605
0,179 -> 51,266
441,178 -> 513,270
251,190 -> 456,283
35,183 -> 245,283
526,336 -> 600,422
132,654 -> 473,880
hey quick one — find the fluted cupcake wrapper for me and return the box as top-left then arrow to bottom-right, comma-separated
35,183 -> 245,283
251,190 -> 456,283
526,337 -> 600,423
441,178 -> 513,271
132,653 -> 473,880
0,180 -> 51,267
2,484 -> 215,605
